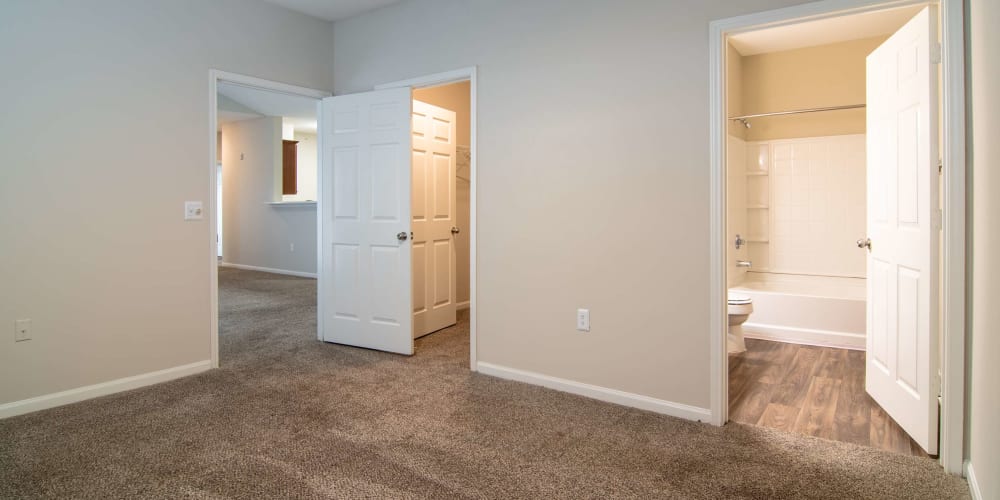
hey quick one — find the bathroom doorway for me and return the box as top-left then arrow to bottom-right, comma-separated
714,1 -> 964,463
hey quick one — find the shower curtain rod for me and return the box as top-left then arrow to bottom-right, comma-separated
729,103 -> 866,126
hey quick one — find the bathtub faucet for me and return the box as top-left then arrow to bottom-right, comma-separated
736,260 -> 752,268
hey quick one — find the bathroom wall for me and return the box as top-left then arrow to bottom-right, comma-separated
745,135 -> 867,278
733,36 -> 875,280
413,82 -> 471,307
726,43 -> 746,139
741,36 -> 887,141
727,135 -> 748,287
727,41 -> 749,287
221,117 -> 318,276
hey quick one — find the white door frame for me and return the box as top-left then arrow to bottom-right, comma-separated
708,0 -> 966,474
374,67 -> 478,370
207,70 -> 331,368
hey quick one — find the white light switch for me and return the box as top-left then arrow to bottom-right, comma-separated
576,309 -> 590,332
14,319 -> 31,342
184,201 -> 204,221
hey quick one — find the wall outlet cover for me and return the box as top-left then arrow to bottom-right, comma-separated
184,201 -> 204,221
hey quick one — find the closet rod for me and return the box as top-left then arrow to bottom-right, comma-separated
729,104 -> 865,127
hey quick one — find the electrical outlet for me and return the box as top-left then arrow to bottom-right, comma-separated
184,201 -> 204,221
14,319 -> 31,342
290,243 -> 295,252
576,309 -> 590,332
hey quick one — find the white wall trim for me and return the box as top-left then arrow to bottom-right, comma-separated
209,69 -> 331,368
965,461 -> 983,500
374,67 -> 477,91
375,67 -> 478,372
457,300 -> 471,311
219,261 -> 317,279
0,360 -> 212,419
477,362 -> 712,422
743,323 -> 866,350
938,0 -> 968,475
709,0 -> 966,474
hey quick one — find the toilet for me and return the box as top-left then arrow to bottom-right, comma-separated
727,292 -> 753,354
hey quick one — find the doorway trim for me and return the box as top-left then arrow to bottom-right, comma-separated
207,70 -> 331,368
374,66 -> 479,370
708,0 -> 966,474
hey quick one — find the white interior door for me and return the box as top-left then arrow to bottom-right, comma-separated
320,87 -> 414,355
865,6 -> 939,454
411,100 -> 458,338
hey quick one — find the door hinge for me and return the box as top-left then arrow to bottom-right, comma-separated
931,42 -> 942,64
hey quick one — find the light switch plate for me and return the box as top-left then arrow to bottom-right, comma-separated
184,201 -> 204,221
14,319 -> 31,342
576,309 -> 590,332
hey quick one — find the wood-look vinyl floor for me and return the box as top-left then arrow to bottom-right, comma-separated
729,338 -> 931,458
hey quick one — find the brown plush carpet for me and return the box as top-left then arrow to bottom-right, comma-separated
0,268 -> 970,499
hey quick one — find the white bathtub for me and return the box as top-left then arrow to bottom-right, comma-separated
730,273 -> 866,350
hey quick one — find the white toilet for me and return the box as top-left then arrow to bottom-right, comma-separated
727,292 -> 753,354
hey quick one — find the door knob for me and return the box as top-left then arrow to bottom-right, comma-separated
397,232 -> 408,241
451,227 -> 460,235
857,237 -> 871,251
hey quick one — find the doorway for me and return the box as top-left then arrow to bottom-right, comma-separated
411,82 -> 473,339
708,0 -> 967,474
208,71 -> 331,367
317,68 -> 478,365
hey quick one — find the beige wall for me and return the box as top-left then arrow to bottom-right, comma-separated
334,0 -> 805,408
741,36 -> 887,141
726,43 -> 747,139
221,118 -> 318,274
414,82 -> 472,305
0,0 -> 333,406
967,0 -> 999,496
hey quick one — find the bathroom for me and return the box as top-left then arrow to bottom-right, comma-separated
722,5 -> 936,457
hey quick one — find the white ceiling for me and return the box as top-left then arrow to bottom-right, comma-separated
218,82 -> 318,132
261,0 -> 403,21
729,5 -> 925,56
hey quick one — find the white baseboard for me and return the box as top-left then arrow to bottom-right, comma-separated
0,360 -> 213,419
965,460 -> 983,500
220,262 -> 317,279
476,361 -> 712,422
457,300 -> 471,311
743,322 -> 865,351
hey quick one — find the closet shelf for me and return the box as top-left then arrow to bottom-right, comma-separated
745,171 -> 769,176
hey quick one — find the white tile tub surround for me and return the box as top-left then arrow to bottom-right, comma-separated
732,273 -> 866,350
746,135 -> 867,278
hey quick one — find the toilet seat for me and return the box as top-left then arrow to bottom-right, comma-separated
727,292 -> 752,305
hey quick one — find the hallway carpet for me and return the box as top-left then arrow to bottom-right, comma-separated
0,268 -> 969,499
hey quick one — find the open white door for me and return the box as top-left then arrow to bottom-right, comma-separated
320,87 -> 414,355
864,6 -> 939,454
411,100 -> 458,338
